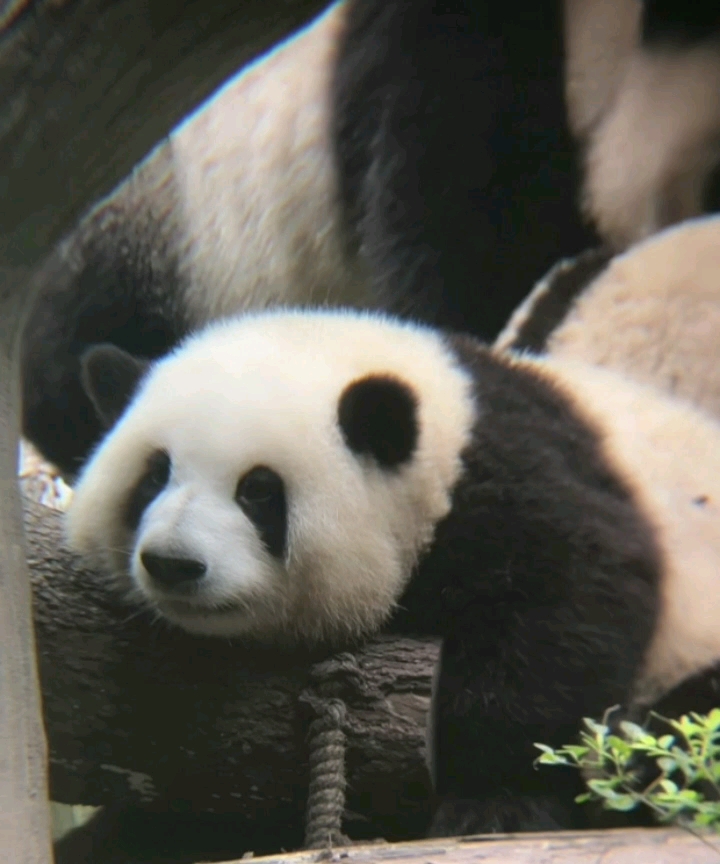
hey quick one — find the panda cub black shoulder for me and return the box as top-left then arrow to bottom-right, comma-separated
67,308 -> 720,835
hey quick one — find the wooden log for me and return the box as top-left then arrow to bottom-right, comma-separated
23,472 -> 440,849
0,282 -> 53,863
221,828 -> 720,864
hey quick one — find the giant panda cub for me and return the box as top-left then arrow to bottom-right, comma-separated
67,308 -> 720,836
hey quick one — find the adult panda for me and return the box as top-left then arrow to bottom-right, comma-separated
21,0 -> 720,479
67,307 -> 720,836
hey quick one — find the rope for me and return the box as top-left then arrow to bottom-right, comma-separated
300,653 -> 361,850
302,694 -> 348,849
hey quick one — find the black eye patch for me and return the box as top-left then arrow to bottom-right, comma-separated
235,466 -> 287,559
124,450 -> 171,531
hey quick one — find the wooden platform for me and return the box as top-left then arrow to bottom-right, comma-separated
222,828 -> 720,864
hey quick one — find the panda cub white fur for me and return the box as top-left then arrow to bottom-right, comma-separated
68,308 -> 720,836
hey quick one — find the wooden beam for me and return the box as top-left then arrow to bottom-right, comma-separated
0,274 -> 52,864
221,828 -> 720,864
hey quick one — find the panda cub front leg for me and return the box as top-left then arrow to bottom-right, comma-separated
426,631 -> 599,835
398,340 -> 663,835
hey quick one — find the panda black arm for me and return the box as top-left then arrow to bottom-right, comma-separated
21,162 -> 187,477
331,0 -> 596,340
393,343 -> 660,834
643,2 -> 720,43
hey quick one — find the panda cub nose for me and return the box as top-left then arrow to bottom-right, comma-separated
141,551 -> 207,590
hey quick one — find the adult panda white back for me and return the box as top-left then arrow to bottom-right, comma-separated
68,307 -> 720,835
547,217 -> 720,421
171,1 -> 370,323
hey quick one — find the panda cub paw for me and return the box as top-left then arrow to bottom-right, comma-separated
429,796 -> 571,838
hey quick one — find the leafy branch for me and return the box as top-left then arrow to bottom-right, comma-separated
535,707 -> 720,831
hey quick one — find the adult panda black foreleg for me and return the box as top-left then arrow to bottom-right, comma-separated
332,0 -> 596,339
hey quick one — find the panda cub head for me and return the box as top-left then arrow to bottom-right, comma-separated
67,309 -> 474,641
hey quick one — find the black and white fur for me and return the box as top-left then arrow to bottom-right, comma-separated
21,1 -> 370,478
68,308 -> 720,835
332,0 -> 720,336
495,215 -> 720,422
22,1 -> 720,478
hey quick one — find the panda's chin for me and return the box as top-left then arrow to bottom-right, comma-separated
153,595 -> 261,638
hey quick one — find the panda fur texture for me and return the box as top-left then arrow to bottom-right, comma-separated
332,0 -> 720,339
68,308 -> 720,835
580,41 -> 720,249
23,1 -> 720,481
546,216 -> 720,421
496,216 -> 720,423
21,1 -> 371,479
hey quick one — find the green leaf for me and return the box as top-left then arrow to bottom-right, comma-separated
603,795 -> 638,812
705,708 -> 720,730
583,718 -> 609,737
587,779 -> 625,799
675,789 -> 701,803
537,705 -> 720,833
560,745 -> 590,760
606,736 -> 632,757
535,752 -> 570,766
673,716 -> 703,738
619,721 -> 646,741
575,793 -> 592,804
693,811 -> 720,826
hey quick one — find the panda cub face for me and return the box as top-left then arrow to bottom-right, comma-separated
67,310 -> 474,641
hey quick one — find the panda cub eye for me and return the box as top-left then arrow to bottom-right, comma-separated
234,466 -> 287,559
124,450 -> 171,530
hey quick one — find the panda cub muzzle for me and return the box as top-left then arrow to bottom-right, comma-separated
127,449 -> 290,627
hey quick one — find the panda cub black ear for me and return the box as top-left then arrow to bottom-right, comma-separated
338,374 -> 419,469
80,344 -> 150,429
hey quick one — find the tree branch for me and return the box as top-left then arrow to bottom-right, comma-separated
1,0 -> 327,269
23,473 -> 439,846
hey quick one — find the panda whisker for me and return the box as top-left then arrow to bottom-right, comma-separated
104,546 -> 134,558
